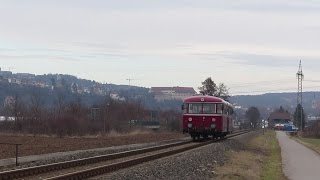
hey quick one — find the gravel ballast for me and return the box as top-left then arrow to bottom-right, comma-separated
91,131 -> 261,180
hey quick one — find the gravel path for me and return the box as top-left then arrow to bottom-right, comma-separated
92,131 -> 259,180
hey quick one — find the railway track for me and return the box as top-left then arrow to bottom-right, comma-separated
0,130 -> 250,180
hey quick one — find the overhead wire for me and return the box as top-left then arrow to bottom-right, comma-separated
231,85 -> 320,95
229,78 -> 320,95
228,79 -> 296,89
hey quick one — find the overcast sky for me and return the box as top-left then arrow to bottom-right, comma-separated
1,0 -> 320,95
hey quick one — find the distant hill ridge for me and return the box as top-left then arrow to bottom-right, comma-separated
1,70 -> 319,113
231,91 -> 320,112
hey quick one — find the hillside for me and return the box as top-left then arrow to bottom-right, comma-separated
1,70 -> 319,116
230,92 -> 320,118
0,72 -> 183,112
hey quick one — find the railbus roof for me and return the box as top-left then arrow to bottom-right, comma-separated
183,95 -> 232,106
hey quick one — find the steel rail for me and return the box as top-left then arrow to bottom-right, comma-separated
45,130 -> 250,180
0,140 -> 191,180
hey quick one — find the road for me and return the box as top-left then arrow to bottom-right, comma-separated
277,131 -> 320,180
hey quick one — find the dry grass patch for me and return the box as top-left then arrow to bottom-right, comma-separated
217,151 -> 263,180
216,130 -> 286,180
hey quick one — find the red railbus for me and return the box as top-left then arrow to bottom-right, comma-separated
182,95 -> 233,140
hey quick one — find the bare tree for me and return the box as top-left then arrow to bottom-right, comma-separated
245,106 -> 261,128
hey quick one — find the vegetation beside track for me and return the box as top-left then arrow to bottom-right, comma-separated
215,130 -> 286,180
294,137 -> 320,154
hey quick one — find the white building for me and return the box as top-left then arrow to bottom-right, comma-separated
150,87 -> 196,101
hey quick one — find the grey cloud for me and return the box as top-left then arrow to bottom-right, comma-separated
64,0 -> 320,13
192,51 -> 320,70
3,0 -> 320,14
223,52 -> 320,71
0,54 -> 79,62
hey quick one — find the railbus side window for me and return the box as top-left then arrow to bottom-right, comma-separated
216,104 -> 223,114
189,103 -> 202,114
225,106 -> 229,115
203,103 -> 216,114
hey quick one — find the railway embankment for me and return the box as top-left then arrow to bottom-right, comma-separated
216,130 -> 286,180
91,130 -> 261,180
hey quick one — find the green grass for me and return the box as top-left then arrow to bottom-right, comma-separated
296,137 -> 320,154
261,131 -> 286,180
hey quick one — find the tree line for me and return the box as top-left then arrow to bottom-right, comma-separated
0,90 -> 182,137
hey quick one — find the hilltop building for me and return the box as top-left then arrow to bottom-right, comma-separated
150,87 -> 196,101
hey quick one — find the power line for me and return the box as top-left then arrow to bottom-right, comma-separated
228,79 -> 296,88
228,78 -> 320,90
230,87 -> 299,95
229,78 -> 293,86
230,85 -> 320,95
230,81 -> 296,88
304,79 -> 320,83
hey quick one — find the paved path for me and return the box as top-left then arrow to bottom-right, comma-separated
277,131 -> 320,180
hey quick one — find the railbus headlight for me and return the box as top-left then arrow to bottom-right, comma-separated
188,117 -> 192,122
211,124 -> 216,128
212,118 -> 216,122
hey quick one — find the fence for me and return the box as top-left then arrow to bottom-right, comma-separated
0,142 -> 22,166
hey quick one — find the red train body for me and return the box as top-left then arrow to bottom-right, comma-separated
182,96 -> 233,139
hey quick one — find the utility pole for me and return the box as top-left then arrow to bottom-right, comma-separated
126,78 -> 134,86
126,78 -> 134,101
296,60 -> 304,130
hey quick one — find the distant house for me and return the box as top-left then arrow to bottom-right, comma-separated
16,73 -> 35,79
308,115 -> 320,121
71,82 -> 79,94
92,83 -> 104,95
35,82 -> 47,88
268,111 -> 292,128
0,76 -> 8,83
110,93 -> 125,101
150,87 -> 196,101
8,78 -> 21,85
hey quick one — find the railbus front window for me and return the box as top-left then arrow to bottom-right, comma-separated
203,103 -> 216,114
188,103 -> 202,114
